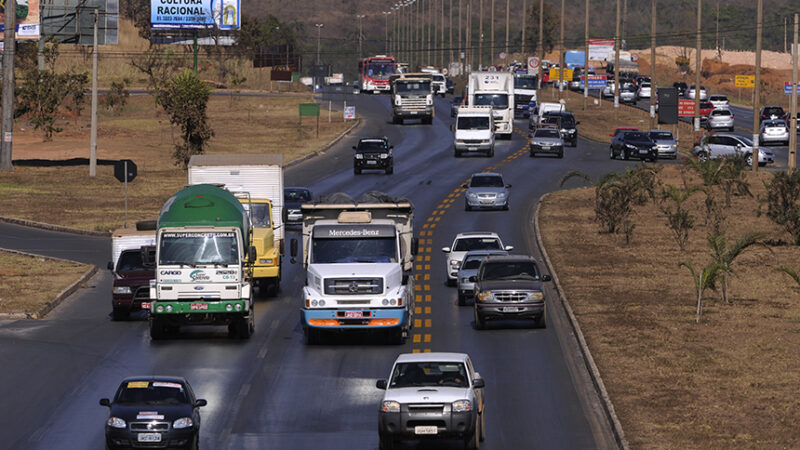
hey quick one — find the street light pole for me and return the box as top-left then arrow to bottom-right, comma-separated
383,11 -> 392,54
357,14 -> 366,59
521,0 -> 526,55
695,0 -> 701,135
559,0 -> 565,100
752,0 -> 763,172
1,0 -> 16,170
504,0 -> 510,58
537,0 -> 543,90
650,0 -> 656,130
315,23 -> 323,64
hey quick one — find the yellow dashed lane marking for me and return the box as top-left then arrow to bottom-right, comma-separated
414,319 -> 422,328
424,348 -> 431,353
425,306 -> 431,314
424,334 -> 431,343
425,294 -> 432,302
413,334 -> 422,343
412,349 -> 421,353
415,307 -> 422,314
424,319 -> 432,328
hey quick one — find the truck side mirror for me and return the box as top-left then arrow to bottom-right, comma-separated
107,261 -> 114,271
290,238 -> 298,264
376,379 -> 387,390
411,237 -> 419,256
248,246 -> 257,263
141,246 -> 156,267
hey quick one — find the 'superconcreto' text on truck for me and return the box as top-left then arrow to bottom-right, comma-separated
468,72 -> 514,140
290,192 -> 417,345
149,184 -> 256,340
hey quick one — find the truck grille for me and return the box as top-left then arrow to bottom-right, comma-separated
494,291 -> 530,302
408,403 -> 445,414
133,286 -> 151,300
400,97 -> 428,110
324,278 -> 383,295
515,94 -> 532,104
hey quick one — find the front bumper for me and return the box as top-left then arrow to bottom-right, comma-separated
253,264 -> 280,279
112,290 -> 150,311
656,146 -> 678,158
530,143 -> 563,154
355,158 -> 393,169
475,300 -> 544,320
465,196 -> 508,209
394,107 -> 433,118
455,141 -> 493,152
302,307 -> 408,330
379,407 -> 477,440
105,427 -> 197,449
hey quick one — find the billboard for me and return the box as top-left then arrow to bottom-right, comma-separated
41,0 -> 118,45
0,0 -> 40,40
589,38 -> 614,61
151,0 -> 239,30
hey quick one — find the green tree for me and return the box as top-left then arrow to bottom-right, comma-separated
16,68 -> 88,140
659,184 -> 700,251
764,171 -> 800,245
156,70 -> 214,168
707,232 -> 765,304
679,261 -> 723,323
524,2 -> 560,54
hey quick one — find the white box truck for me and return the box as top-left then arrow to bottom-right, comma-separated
188,154 -> 284,294
468,72 -> 514,140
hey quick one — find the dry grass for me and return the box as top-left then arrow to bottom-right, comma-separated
4,93 -> 353,231
0,251 -> 89,314
539,163 -> 800,449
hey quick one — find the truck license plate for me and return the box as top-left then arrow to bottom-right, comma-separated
414,426 -> 438,435
138,433 -> 162,442
190,303 -> 208,310
344,311 -> 363,318
502,306 -> 520,313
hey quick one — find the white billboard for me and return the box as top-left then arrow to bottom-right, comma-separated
589,38 -> 615,61
151,0 -> 239,30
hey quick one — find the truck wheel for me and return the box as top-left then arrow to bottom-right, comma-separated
534,307 -> 547,329
558,150 -> 564,159
487,147 -> 494,157
392,116 -> 401,125
354,167 -> 361,175
474,308 -> 486,330
149,317 -> 166,340
378,434 -> 396,450
305,327 -> 322,345
454,149 -> 462,157
231,315 -> 253,339
464,417 -> 480,450
385,166 -> 393,175
457,292 -> 466,306
112,307 -> 129,321
387,327 -> 404,345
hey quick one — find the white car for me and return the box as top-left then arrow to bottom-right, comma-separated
760,119 -> 790,146
709,94 -> 730,110
706,109 -> 735,132
637,82 -> 652,99
442,232 -> 513,285
602,80 -> 615,98
687,84 -> 708,100
376,352 -> 485,450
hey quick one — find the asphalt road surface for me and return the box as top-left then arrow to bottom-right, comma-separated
0,87 -> 691,450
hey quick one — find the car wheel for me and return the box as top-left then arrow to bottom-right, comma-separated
696,151 -> 708,162
112,307 -> 129,321
465,201 -> 471,211
188,434 -> 199,450
535,307 -> 547,328
464,416 -> 480,450
305,327 -> 322,345
457,292 -> 466,306
474,308 -> 486,330
623,149 -> 630,161
386,327 -> 404,345
609,147 -> 615,159
571,139 -> 577,147
558,150 -> 564,159
385,166 -> 393,175
530,151 -> 536,157
487,147 -> 494,157
149,317 -> 166,340
354,167 -> 361,175
502,201 -> 509,210
379,434 -> 396,450
479,410 -> 485,441
454,149 -> 461,157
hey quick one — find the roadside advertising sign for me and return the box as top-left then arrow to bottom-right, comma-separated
580,74 -> 607,89
344,106 -> 356,120
588,38 -> 614,61
735,75 -> 755,88
151,0 -> 240,30
784,82 -> 798,95
0,0 -> 41,39
299,103 -> 320,117
548,68 -> 573,81
678,99 -> 695,117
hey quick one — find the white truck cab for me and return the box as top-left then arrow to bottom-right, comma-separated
467,72 -> 514,140
453,106 -> 495,157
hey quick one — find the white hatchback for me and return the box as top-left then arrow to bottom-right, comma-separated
442,232 -> 513,285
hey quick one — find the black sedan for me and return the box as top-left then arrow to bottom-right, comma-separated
610,130 -> 658,162
100,376 -> 206,450
284,187 -> 313,226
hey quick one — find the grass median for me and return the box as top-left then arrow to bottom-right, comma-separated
0,251 -> 90,315
2,93 -> 353,232
540,163 -> 800,448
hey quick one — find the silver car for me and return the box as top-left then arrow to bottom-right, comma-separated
709,94 -> 730,110
529,127 -> 564,158
619,86 -> 637,104
442,232 -> 513,285
457,250 -> 509,305
692,133 -> 774,166
706,109 -> 735,132
687,84 -> 708,100
649,129 -> 678,159
760,119 -> 790,146
464,173 -> 511,211
637,82 -> 652,99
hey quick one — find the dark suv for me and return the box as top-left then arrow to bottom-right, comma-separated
471,255 -> 552,329
108,249 -> 155,321
541,111 -> 579,147
760,106 -> 788,124
610,130 -> 658,162
353,137 -> 394,175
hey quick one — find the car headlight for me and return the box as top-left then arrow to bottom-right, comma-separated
468,193 -> 477,199
107,417 -> 126,428
477,291 -> 494,302
355,153 -> 363,159
672,144 -> 678,148
450,260 -> 460,267
173,417 -> 193,429
380,153 -> 389,159
527,291 -> 544,301
382,401 -> 401,413
112,286 -> 132,295
626,144 -> 637,149
496,193 -> 506,198
452,400 -> 473,412
426,98 -> 433,106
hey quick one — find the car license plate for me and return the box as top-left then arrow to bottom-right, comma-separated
344,311 -> 363,318
138,433 -> 162,442
415,426 -> 438,435
373,90 -> 380,94
141,302 -> 150,310
190,303 -> 208,310
502,306 -> 519,313
468,147 -> 478,152
639,149 -> 649,154
367,160 -> 377,164
541,145 -> 550,150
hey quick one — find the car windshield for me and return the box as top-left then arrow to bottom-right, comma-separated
534,129 -> 560,138
457,116 -> 490,130
285,189 -> 311,202
470,175 -> 504,188
737,136 -> 754,146
481,261 -> 540,281
474,93 -> 510,109
115,380 -> 188,405
389,362 -> 469,388
453,237 -> 502,252
159,232 -> 239,266
312,237 -> 397,264
358,140 -> 387,151
396,81 -> 431,94
117,250 -> 147,271
625,132 -> 652,142
649,131 -> 674,140
710,95 -> 727,101
242,202 -> 271,227
514,77 -> 537,89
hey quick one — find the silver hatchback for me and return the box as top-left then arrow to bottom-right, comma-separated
464,173 -> 511,211
649,129 -> 678,159
760,119 -> 790,146
706,109 -> 735,132
692,134 -> 774,166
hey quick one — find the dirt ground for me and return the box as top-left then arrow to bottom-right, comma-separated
0,251 -> 89,314
539,163 -> 800,449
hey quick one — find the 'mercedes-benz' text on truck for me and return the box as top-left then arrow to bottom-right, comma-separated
149,184 -> 256,340
290,192 -> 417,345
468,72 -> 514,140
390,72 -> 434,125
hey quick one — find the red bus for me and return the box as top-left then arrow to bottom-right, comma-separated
359,55 -> 397,94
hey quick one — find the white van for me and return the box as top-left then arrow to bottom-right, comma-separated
532,102 -> 565,129
453,106 -> 495,157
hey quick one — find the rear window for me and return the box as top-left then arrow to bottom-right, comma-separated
712,110 -> 731,116
710,95 -> 728,101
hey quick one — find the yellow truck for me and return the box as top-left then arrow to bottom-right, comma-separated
188,155 -> 284,295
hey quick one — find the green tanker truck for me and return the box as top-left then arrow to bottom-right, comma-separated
148,184 -> 257,339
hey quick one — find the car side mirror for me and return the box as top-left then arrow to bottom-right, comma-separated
473,378 -> 485,389
504,245 -> 514,251
542,274 -> 553,282
352,145 -> 357,150
576,121 -> 580,125
99,398 -> 111,407
376,379 -> 387,390
506,184 -> 512,188
194,399 -> 207,407
107,261 -> 114,271
468,275 -> 477,282
290,238 -> 298,264
441,247 -> 451,253
248,246 -> 257,263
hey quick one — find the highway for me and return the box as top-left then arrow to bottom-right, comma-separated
0,87 -> 681,450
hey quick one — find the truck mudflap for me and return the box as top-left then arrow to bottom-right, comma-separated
151,299 -> 248,315
301,308 -> 409,330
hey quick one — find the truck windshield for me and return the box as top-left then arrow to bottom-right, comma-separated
390,362 -> 469,388
242,203 -> 271,227
481,262 -> 540,281
514,77 -> 537,89
474,94 -> 509,109
312,237 -> 398,264
457,116 -> 490,130
159,232 -> 239,266
396,81 -> 431,95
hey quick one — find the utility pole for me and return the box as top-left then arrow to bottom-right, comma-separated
449,0 -> 454,68
621,0 -> 627,49
559,0 -> 565,100
415,0 -> 419,68
583,0 -> 589,111
504,0 -> 510,59
790,13 -> 798,173
357,14 -> 366,59
650,0 -> 656,130
716,1 -> 720,55
752,0 -> 762,172
537,0 -> 543,90
479,0 -> 483,68
694,0 -> 701,135
466,0 -> 471,70
90,9 -> 99,177
521,0 -> 527,55
441,0 -> 445,68
458,0 -> 462,67
383,11 -> 391,54
491,0 -> 494,66
614,0 -> 620,118
1,0 -> 16,171
315,23 -> 323,64
785,16 -> 788,54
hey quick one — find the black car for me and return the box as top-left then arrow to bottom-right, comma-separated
541,111 -> 579,147
760,105 -> 788,124
100,376 -> 206,450
450,94 -> 466,117
109,248 -> 154,321
610,130 -> 658,161
353,137 -> 393,174
284,187 -> 313,226
446,77 -> 455,94
673,81 -> 688,97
